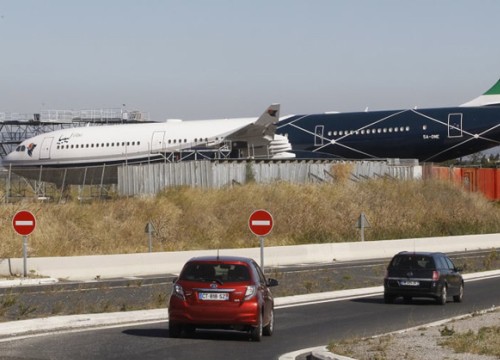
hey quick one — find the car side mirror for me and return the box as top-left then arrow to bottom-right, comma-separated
455,267 -> 463,273
267,278 -> 279,287
172,277 -> 178,283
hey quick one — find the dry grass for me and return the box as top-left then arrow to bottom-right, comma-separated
440,326 -> 500,357
1,179 -> 499,257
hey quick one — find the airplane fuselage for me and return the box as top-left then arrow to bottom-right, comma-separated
277,106 -> 500,162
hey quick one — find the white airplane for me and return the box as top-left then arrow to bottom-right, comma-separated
2,104 -> 295,184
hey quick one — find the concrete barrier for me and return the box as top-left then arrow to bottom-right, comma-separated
1,234 -> 499,281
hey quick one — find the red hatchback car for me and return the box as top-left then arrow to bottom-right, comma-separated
168,256 -> 278,341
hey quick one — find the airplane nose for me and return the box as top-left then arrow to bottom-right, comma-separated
3,148 -> 20,165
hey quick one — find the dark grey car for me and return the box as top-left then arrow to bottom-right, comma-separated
384,251 -> 464,305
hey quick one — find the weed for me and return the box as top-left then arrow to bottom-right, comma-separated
0,293 -> 17,316
18,303 -> 37,318
483,248 -> 498,270
439,325 -> 455,337
440,326 -> 500,357
303,281 -> 314,293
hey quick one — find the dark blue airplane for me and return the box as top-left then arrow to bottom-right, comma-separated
277,79 -> 500,162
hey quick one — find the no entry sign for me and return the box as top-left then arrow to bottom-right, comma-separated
12,210 -> 36,236
248,209 -> 273,237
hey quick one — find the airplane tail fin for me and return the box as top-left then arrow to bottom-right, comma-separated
255,103 -> 280,140
460,78 -> 500,107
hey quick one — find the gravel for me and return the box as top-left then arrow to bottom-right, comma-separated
320,307 -> 500,360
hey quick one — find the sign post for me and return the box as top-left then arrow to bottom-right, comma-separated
355,212 -> 370,242
12,210 -> 37,277
145,222 -> 156,253
248,210 -> 273,270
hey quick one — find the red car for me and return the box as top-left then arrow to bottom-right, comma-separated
168,256 -> 278,341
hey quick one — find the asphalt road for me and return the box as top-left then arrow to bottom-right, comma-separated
0,276 -> 498,360
1,250 -> 495,322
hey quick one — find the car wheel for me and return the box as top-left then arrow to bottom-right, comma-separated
384,293 -> 395,304
437,285 -> 447,305
250,311 -> 263,342
169,321 -> 182,338
263,308 -> 274,336
453,283 -> 464,303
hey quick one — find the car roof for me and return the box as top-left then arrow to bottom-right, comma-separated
186,256 -> 255,264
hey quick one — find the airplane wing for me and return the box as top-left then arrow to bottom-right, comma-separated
222,104 -> 294,159
225,104 -> 279,142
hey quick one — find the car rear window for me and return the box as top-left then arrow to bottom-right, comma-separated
180,263 -> 250,282
390,255 -> 435,270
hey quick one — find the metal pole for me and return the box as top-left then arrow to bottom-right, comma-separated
148,224 -> 153,253
23,236 -> 28,277
260,236 -> 264,270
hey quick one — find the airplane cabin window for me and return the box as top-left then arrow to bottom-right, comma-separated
137,141 -> 140,145
405,126 -> 410,131
423,125 -> 427,130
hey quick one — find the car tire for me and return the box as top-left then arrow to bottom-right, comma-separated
453,283 -> 464,303
250,311 -> 263,342
263,308 -> 274,336
384,293 -> 395,304
437,285 -> 447,305
169,322 -> 182,338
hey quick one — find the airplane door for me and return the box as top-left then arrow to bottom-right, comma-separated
314,125 -> 324,146
448,113 -> 463,138
40,137 -> 54,160
151,131 -> 165,153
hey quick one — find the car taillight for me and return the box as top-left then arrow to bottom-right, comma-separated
244,285 -> 257,300
173,284 -> 185,300
432,271 -> 440,281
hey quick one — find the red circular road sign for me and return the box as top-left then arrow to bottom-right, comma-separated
12,210 -> 36,236
248,209 -> 273,237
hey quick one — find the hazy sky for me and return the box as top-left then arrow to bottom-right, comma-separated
1,0 -> 499,121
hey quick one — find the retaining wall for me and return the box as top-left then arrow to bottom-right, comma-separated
1,234 -> 498,281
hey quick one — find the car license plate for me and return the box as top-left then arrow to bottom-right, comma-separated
199,292 -> 229,301
400,280 -> 420,286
